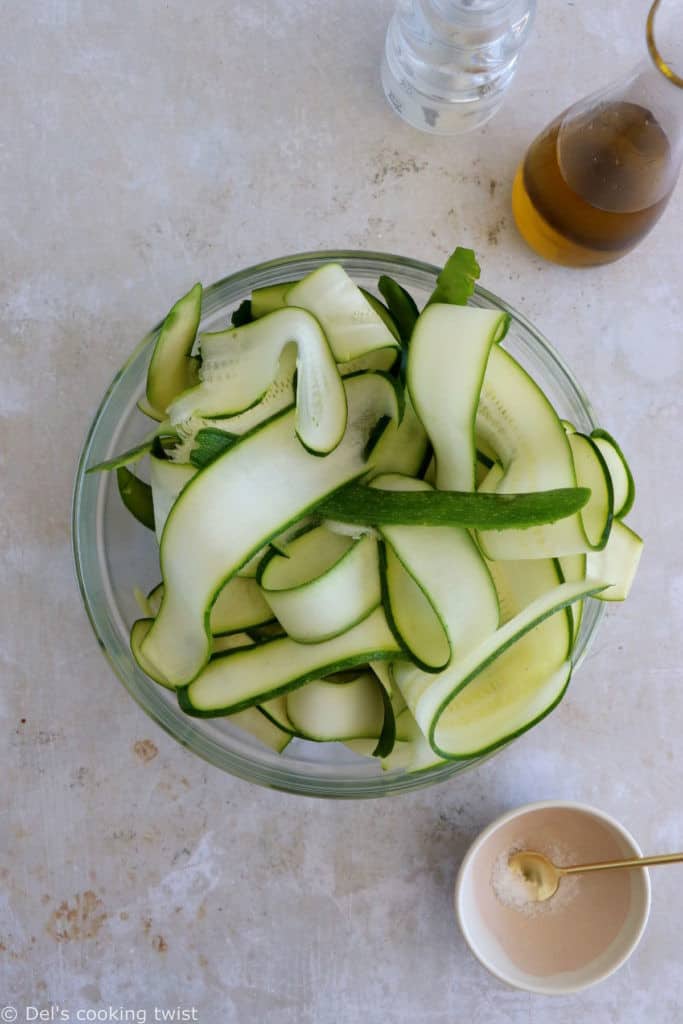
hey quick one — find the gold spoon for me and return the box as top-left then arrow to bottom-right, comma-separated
508,848 -> 683,903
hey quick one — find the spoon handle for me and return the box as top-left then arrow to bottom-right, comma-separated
563,851 -> 683,876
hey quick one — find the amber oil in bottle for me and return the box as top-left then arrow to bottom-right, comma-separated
512,100 -> 674,267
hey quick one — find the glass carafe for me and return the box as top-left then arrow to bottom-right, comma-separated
512,0 -> 683,267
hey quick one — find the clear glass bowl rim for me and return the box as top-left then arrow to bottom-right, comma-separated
72,249 -> 604,799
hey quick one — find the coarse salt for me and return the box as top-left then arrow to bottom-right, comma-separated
491,841 -> 580,917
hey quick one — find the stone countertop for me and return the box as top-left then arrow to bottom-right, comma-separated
2,1 -> 682,1021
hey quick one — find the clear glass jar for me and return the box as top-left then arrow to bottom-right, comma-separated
381,0 -> 536,135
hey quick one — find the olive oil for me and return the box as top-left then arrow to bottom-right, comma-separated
512,101 -> 673,267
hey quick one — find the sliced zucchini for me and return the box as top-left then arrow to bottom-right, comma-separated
259,694 -> 298,734
285,264 -> 400,362
237,518 -> 315,579
432,661 -> 573,761
149,456 -> 196,542
344,705 -> 446,772
373,475 -> 499,673
486,556 -> 567,628
378,275 -> 419,345
87,422 -> 176,474
168,308 -> 347,455
179,607 -> 403,715
251,282 -> 293,318
285,671 -> 385,741
586,520 -> 643,601
248,621 -> 288,641
381,542 -> 450,671
557,553 -> 587,641
146,283 -> 202,417
258,527 -> 381,643
369,660 -> 395,697
591,428 -> 636,519
407,303 -> 508,491
131,618 -> 170,687
215,646 -> 293,752
133,621 -> 257,683
359,288 -> 401,343
117,467 -> 154,531
476,345 -> 590,559
315,478 -> 590,530
148,576 -> 273,636
485,557 -> 572,681
141,372 -> 400,687
170,347 -> 298,464
566,431 -> 613,550
212,632 -> 254,653
137,395 -> 166,422
382,707 -> 447,773
395,579 -> 605,758
227,706 -> 292,753
366,395 -> 429,479
338,348 -> 399,375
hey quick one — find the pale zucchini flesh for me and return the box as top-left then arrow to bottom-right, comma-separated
169,346 -> 298,465
141,373 -> 399,686
476,344 -> 589,559
168,308 -> 348,455
374,473 -> 500,672
259,527 -> 382,644
395,580 -> 605,758
566,431 -> 613,550
407,303 -> 508,491
149,456 -> 196,542
148,576 -> 274,635
285,672 -> 385,741
251,282 -> 293,318
285,264 -> 400,362
557,553 -> 587,640
365,395 -> 429,479
586,520 -> 643,601
179,607 -> 404,715
226,706 -> 292,753
591,428 -> 635,519
259,695 -> 298,734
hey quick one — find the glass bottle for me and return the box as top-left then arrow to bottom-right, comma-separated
381,0 -> 536,136
512,0 -> 683,267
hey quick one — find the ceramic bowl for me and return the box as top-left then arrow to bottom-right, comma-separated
455,800 -> 651,994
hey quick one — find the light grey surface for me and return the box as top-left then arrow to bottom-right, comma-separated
2,1 -> 682,1021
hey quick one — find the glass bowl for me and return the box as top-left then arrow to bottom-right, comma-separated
72,251 -> 604,798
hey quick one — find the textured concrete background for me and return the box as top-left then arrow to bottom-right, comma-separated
2,1 -> 683,1020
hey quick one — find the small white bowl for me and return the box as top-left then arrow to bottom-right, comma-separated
454,800 -> 651,995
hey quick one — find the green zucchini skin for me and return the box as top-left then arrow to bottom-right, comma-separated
176,643 -> 405,718
377,275 -> 419,345
116,467 -> 154,530
315,484 -> 591,530
359,287 -> 402,344
566,431 -> 614,551
590,427 -> 636,519
146,282 -> 202,417
373,684 -> 397,758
